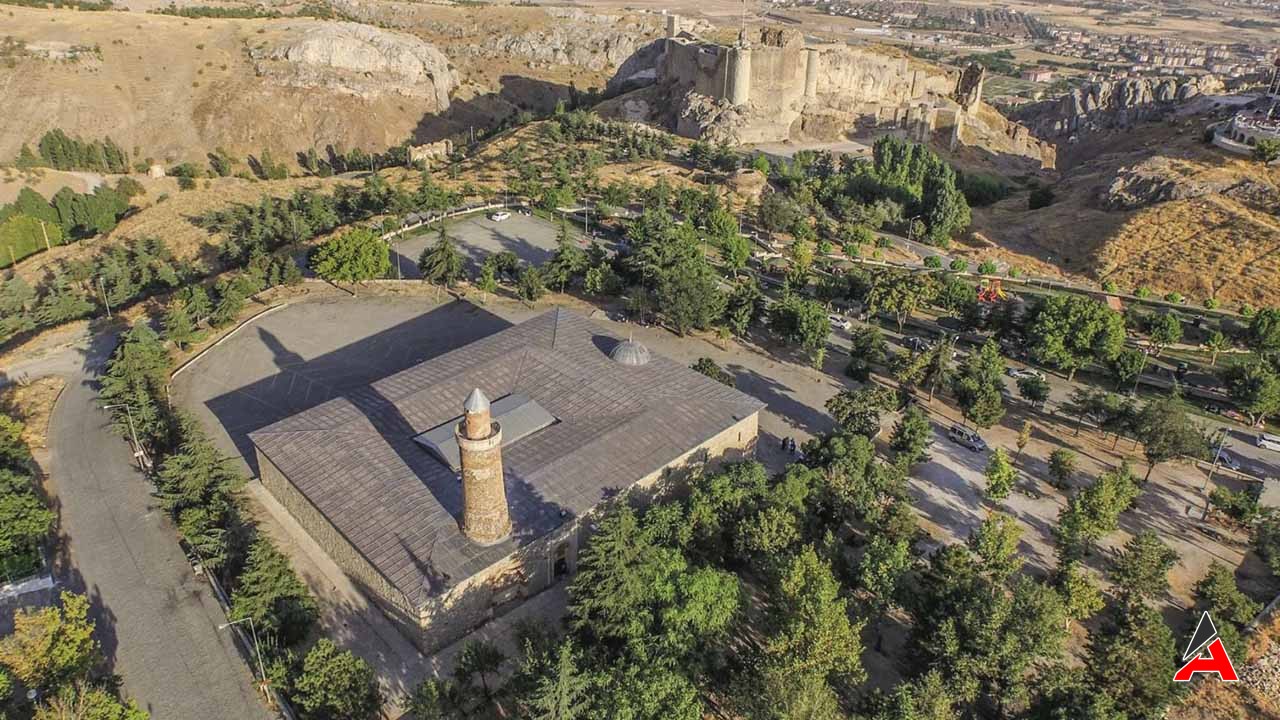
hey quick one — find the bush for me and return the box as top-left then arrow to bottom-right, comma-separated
1164,292 -> 1184,304
959,172 -> 1011,207
1211,486 -> 1260,525
1028,185 -> 1055,210
924,255 -> 943,269
1101,280 -> 1118,293
977,260 -> 998,275
1204,298 -> 1219,310
1134,286 -> 1153,298
949,258 -> 967,272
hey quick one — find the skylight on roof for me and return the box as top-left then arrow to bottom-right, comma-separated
412,394 -> 557,471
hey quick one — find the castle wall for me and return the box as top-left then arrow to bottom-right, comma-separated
660,39 -> 731,99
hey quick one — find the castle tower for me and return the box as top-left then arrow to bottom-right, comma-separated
804,48 -> 820,99
1269,56 -> 1280,99
456,389 -> 511,545
728,46 -> 752,106
665,12 -> 681,38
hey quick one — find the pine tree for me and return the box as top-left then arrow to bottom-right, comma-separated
527,642 -> 592,720
889,404 -> 932,465
418,225 -> 464,292
162,301 -> 202,350
229,536 -> 317,646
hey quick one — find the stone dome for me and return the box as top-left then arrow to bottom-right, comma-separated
609,339 -> 651,367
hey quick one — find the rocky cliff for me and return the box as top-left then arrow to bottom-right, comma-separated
1013,75 -> 1225,138
600,28 -> 1054,170
250,21 -> 456,109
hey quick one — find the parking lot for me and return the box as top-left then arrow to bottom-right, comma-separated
387,212 -> 617,280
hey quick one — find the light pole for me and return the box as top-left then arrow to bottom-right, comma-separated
1202,426 -> 1231,493
1132,347 -> 1149,396
101,404 -> 148,471
97,277 -> 112,319
219,617 -> 268,693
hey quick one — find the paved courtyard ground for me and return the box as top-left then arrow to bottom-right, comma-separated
171,290 -> 1275,708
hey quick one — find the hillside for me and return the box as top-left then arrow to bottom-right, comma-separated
969,118 -> 1280,308
0,4 -> 664,170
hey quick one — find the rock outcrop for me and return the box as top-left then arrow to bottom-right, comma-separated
250,21 -> 456,109
1099,156 -> 1279,210
599,27 -> 1054,169
1014,75 -> 1225,138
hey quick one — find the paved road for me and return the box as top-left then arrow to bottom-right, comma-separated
39,339 -> 273,720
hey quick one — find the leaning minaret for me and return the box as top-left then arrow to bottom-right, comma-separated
456,389 -> 511,544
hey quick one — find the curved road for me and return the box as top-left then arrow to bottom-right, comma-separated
29,336 -> 272,720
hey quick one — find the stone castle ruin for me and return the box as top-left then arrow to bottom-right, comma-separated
603,17 -> 1055,169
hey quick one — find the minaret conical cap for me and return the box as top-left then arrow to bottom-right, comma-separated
464,388 -> 490,413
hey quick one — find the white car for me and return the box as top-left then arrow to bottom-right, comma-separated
488,211 -> 511,222
1006,367 -> 1045,381
828,314 -> 852,331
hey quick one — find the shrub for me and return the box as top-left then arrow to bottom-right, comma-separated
949,258 -> 967,272
1028,185 -> 1055,210
977,260 -> 998,275
924,255 -> 943,269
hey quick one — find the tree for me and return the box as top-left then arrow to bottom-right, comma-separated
525,642 -> 591,720
826,385 -> 897,437
1106,348 -> 1146,390
890,404 -> 932,465
951,339 -> 1006,428
1053,464 -> 1139,563
720,233 -> 751,277
1146,313 -> 1182,356
1056,561 -> 1103,630
1017,375 -> 1050,408
98,322 -> 171,449
1254,138 -> 1280,164
1111,530 -> 1178,606
1204,330 -> 1230,367
0,468 -> 56,565
1046,448 -> 1077,490
1254,510 -> 1280,576
407,678 -> 467,720
690,357 -> 734,387
1015,420 -> 1032,464
1134,395 -> 1208,481
769,293 -> 831,367
865,270 -> 935,332
229,537 -> 317,647
311,228 -> 389,292
34,682 -> 149,720
1192,562 -> 1261,660
474,262 -> 498,303
1247,307 -> 1280,358
518,266 -> 547,304
0,592 -> 97,691
984,448 -> 1016,501
293,639 -> 381,720
1089,603 -> 1178,720
765,546 -> 865,685
1025,295 -> 1125,380
656,259 -> 724,336
418,227 -> 465,291
723,279 -> 764,337
1220,361 -> 1280,426
161,301 -> 202,350
453,640 -> 505,699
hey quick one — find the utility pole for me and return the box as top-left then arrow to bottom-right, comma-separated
1202,426 -> 1231,493
219,617 -> 268,696
98,277 -> 112,319
102,404 -> 147,471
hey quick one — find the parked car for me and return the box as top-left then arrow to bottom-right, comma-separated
1258,433 -> 1280,453
1005,367 -> 1045,380
828,314 -> 852,331
903,336 -> 931,352
947,425 -> 987,452
1213,448 -> 1243,472
489,210 -> 511,222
